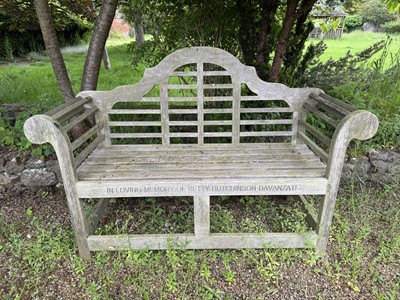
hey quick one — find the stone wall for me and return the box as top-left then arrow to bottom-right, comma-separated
0,149 -> 399,192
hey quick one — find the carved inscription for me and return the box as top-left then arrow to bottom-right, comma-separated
106,184 -> 298,194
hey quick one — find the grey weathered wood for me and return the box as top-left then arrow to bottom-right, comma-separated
25,47 -> 379,259
88,198 -> 110,234
87,232 -> 318,250
194,196 -> 210,236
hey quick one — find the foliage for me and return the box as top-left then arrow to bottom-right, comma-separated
304,38 -> 400,149
382,0 -> 400,13
0,107 -> 54,157
381,19 -> 400,33
344,14 -> 363,31
359,0 -> 397,25
125,0 -> 318,84
0,0 -> 94,59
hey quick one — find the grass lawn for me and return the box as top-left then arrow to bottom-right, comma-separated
309,30 -> 400,63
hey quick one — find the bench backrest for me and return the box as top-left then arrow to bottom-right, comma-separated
78,47 -> 320,146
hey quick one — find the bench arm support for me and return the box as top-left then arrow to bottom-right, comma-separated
24,114 -> 77,180
316,110 -> 378,251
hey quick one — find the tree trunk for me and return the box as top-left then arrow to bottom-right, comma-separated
268,0 -> 318,82
268,0 -> 299,82
34,0 -> 75,102
81,0 -> 118,91
134,21 -> 145,47
102,47 -> 111,70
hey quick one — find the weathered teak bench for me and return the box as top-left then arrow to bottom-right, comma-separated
24,47 -> 378,260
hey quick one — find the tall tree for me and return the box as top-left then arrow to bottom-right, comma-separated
34,0 -> 75,101
81,0 -> 118,91
268,0 -> 318,82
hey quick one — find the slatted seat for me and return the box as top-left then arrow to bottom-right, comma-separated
24,47 -> 379,260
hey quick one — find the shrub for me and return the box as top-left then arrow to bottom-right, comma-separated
381,20 -> 400,33
345,15 -> 363,31
359,0 -> 396,26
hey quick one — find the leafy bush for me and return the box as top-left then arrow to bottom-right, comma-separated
345,15 -> 363,31
359,0 -> 396,26
304,38 -> 400,149
0,108 -> 54,157
381,19 -> 400,33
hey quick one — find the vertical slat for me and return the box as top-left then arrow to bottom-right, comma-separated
160,83 -> 170,145
232,82 -> 241,144
197,63 -> 204,144
194,195 -> 210,236
291,111 -> 299,144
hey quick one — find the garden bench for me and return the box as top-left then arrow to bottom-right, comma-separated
24,47 -> 378,260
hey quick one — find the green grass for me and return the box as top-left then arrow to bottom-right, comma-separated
0,182 -> 399,298
309,30 -> 400,64
0,38 -> 144,107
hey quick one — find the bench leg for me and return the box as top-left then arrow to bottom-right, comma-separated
316,189 -> 338,253
194,196 -> 210,236
65,191 -> 91,260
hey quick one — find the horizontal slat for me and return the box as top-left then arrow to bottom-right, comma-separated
309,93 -> 351,116
240,131 -> 292,137
169,121 -> 198,126
203,132 -> 232,137
87,232 -> 318,251
63,107 -> 98,132
108,121 -> 161,127
77,177 -> 328,198
315,93 -> 356,113
46,97 -> 91,118
241,108 -> 292,113
74,135 -> 103,167
203,71 -> 230,76
303,122 -> 331,147
71,123 -> 103,151
204,120 -> 232,125
169,109 -> 198,114
298,132 -> 329,164
169,132 -> 198,138
240,119 -> 293,125
168,97 -> 198,102
171,71 -> 197,76
316,102 -> 345,119
78,168 -> 325,181
168,84 -> 197,89
109,109 -> 160,115
78,161 -> 325,173
303,103 -> 339,128
203,84 -> 233,89
94,143 -> 309,152
109,132 -> 162,138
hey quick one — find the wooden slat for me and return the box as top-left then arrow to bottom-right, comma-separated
309,93 -> 350,116
298,132 -> 329,164
169,109 -> 198,114
138,97 -> 160,102
241,108 -> 292,113
168,97 -> 198,102
160,83 -> 170,145
108,121 -> 161,127
71,123 -> 103,151
204,84 -> 233,89
109,133 -> 162,138
171,71 -> 197,76
303,103 -> 339,128
169,121 -> 198,126
203,71 -> 230,76
168,84 -> 198,89
303,122 -> 332,147
109,109 -> 160,115
46,97 -> 91,118
64,107 -> 98,132
291,111 -> 299,144
232,83 -> 241,144
77,177 -> 328,198
93,143 -> 309,152
74,135 -> 103,167
313,93 -> 356,113
297,195 -> 318,230
87,232 -> 318,251
240,119 -> 292,125
194,196 -> 210,236
78,168 -> 326,181
88,198 -> 110,234
240,131 -> 292,137
51,98 -> 92,123
78,161 -> 326,173
204,120 -> 232,125
316,102 -> 345,119
82,154 -> 321,165
203,132 -> 232,137
169,132 -> 198,138
197,62 -> 204,144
